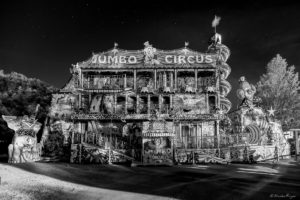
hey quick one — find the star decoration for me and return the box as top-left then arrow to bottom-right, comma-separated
267,106 -> 276,116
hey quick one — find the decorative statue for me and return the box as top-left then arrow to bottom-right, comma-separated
236,76 -> 257,108
143,41 -> 160,65
185,77 -> 195,93
70,63 -> 81,76
2,114 -> 42,163
211,33 -> 222,45
70,63 -> 82,87
211,16 -> 222,45
50,120 -> 74,144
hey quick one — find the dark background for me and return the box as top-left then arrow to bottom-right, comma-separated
1,0 -> 300,107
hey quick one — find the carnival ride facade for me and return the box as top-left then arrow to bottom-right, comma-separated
2,32 -> 291,165
47,34 -> 233,165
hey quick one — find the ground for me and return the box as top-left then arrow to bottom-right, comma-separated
0,158 -> 299,200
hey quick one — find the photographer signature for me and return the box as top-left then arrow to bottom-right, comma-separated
270,193 -> 296,199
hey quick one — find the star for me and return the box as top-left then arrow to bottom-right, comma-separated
267,106 -> 276,116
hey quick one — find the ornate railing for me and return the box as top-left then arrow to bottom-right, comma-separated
176,134 -> 250,150
71,112 -> 225,120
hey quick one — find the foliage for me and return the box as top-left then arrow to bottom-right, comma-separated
256,54 -> 300,130
0,70 -> 57,143
42,130 -> 64,157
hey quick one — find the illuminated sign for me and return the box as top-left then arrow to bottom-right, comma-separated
91,54 -> 214,65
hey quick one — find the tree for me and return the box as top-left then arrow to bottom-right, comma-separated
0,70 -> 56,150
256,54 -> 300,130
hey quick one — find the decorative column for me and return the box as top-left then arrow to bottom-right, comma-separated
159,95 -> 162,113
147,95 -> 151,115
154,69 -> 157,89
136,94 -> 139,114
123,73 -> 127,89
133,69 -> 137,90
80,72 -> 84,88
216,94 -> 220,109
194,69 -> 198,91
196,124 -> 199,149
215,120 -> 220,151
88,94 -> 91,104
215,69 -> 220,108
114,94 -> 117,113
200,123 -> 203,149
170,72 -> 173,88
124,94 -> 128,114
170,95 -> 173,111
71,131 -> 74,144
80,122 -> 84,143
179,122 -> 182,147
163,72 -> 167,88
158,72 -> 162,88
206,93 -> 209,113
174,70 -> 177,89
78,93 -> 82,109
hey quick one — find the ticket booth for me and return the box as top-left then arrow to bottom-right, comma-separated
141,120 -> 174,165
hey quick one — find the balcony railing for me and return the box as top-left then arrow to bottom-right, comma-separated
176,134 -> 250,150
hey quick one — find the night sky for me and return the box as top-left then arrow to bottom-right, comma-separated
1,1 -> 300,108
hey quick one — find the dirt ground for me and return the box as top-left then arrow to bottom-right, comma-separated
0,159 -> 299,200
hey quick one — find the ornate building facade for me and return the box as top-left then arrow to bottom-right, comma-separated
49,37 -> 232,165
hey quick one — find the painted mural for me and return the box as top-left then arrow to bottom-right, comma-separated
143,137 -> 173,165
50,94 -> 76,118
173,94 -> 207,115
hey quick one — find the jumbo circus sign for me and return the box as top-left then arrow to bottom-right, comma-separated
91,54 -> 216,65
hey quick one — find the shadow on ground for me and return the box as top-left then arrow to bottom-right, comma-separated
1,159 -> 300,200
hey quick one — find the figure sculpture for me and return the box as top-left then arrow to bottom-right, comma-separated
50,120 -> 74,144
143,41 -> 160,65
70,63 -> 82,87
2,115 -> 42,163
236,76 -> 257,108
